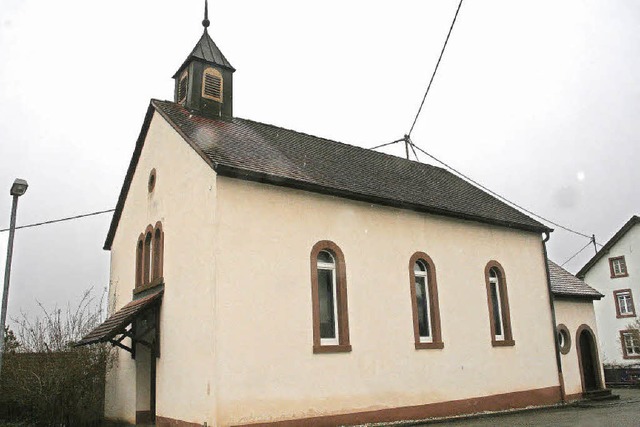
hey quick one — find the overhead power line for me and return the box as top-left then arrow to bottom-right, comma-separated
0,209 -> 115,233
405,137 -> 601,242
408,0 -> 465,137
560,240 -> 595,268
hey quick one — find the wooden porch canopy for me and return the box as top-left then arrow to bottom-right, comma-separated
76,290 -> 163,356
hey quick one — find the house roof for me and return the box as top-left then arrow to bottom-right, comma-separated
104,100 -> 551,250
548,260 -> 603,300
172,30 -> 235,77
576,215 -> 640,279
76,290 -> 163,346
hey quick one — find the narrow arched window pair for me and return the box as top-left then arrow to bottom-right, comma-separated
135,222 -> 164,289
484,261 -> 514,346
409,252 -> 443,349
310,241 -> 351,353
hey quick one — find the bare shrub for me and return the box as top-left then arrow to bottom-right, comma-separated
0,288 -> 114,426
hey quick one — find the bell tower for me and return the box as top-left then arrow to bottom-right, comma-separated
172,1 -> 235,118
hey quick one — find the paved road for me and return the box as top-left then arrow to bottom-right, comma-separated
418,389 -> 640,427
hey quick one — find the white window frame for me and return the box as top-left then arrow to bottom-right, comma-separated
618,291 -> 634,315
489,269 -> 505,341
414,261 -> 433,343
623,332 -> 640,356
613,259 -> 626,276
317,252 -> 339,346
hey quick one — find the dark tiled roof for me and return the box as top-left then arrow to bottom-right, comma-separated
173,30 -> 235,77
76,291 -> 163,346
577,215 -> 640,279
156,100 -> 548,228
549,260 -> 602,300
103,100 -> 552,249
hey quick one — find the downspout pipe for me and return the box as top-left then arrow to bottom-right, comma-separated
542,231 -> 566,403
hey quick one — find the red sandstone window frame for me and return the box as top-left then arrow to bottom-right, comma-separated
408,252 -> 443,350
310,240 -> 351,354
484,261 -> 515,347
620,330 -> 640,359
134,222 -> 164,294
609,256 -> 629,278
614,289 -> 636,318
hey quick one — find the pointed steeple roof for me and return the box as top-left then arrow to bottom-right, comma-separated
173,30 -> 235,77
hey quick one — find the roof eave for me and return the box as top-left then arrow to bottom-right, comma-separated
552,292 -> 603,301
172,56 -> 236,79
103,104 -> 156,250
213,164 -> 552,235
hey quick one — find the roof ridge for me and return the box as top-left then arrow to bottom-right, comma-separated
148,99 -> 549,233
231,116 -> 448,171
152,98 -> 448,172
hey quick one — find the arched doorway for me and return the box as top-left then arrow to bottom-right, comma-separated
576,325 -> 602,392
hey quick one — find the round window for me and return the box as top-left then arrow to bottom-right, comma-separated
148,168 -> 157,193
557,324 -> 571,354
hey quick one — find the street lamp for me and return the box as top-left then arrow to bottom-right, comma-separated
0,178 -> 28,378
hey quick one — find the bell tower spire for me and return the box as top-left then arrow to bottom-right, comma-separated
172,0 -> 235,119
202,0 -> 210,29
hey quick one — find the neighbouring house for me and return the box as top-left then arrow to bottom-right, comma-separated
577,215 -> 640,368
548,260 -> 606,399
78,9 -> 610,427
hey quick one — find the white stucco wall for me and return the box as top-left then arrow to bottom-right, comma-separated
213,177 -> 560,425
105,111 -> 218,424
583,224 -> 640,366
553,299 -> 603,397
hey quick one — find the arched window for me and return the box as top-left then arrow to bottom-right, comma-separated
135,235 -> 144,288
134,222 -> 165,292
202,67 -> 223,102
152,222 -> 164,282
409,252 -> 443,349
143,228 -> 153,286
484,261 -> 514,346
310,241 -> 350,353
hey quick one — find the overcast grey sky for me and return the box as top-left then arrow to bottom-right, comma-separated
0,0 -> 638,322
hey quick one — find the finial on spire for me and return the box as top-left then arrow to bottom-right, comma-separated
202,0 -> 210,28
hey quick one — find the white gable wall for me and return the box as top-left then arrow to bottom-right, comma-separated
583,224 -> 640,366
105,112 -> 218,424
213,177 -> 560,425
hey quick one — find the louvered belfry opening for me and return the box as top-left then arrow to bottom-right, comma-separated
202,68 -> 222,101
178,73 -> 188,103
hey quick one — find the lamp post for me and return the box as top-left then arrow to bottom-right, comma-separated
0,178 -> 28,378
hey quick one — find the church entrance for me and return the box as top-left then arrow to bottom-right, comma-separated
577,326 -> 601,392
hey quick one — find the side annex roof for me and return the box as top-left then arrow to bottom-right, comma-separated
548,260 -> 603,300
104,99 -> 551,250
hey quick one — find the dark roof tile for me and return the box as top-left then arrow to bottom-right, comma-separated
76,291 -> 163,346
549,260 -> 602,300
153,99 -> 549,233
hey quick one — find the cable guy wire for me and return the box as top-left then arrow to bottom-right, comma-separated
369,139 -> 404,151
408,139 -> 600,241
408,0 -> 464,137
0,209 -> 115,233
560,240 -> 595,267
